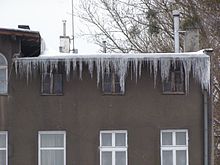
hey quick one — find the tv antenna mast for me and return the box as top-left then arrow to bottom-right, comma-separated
71,0 -> 77,53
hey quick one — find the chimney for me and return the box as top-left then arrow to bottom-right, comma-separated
102,41 -> 107,53
173,10 -> 180,53
59,20 -> 70,53
184,28 -> 200,52
18,25 -> 30,30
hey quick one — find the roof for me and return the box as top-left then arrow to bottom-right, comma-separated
0,27 -> 40,40
0,27 -> 41,57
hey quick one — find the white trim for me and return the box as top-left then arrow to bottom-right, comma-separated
0,131 -> 8,165
38,131 -> 66,165
100,130 -> 128,165
160,129 -> 188,165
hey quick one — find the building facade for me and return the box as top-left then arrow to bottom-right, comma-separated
0,28 -> 212,165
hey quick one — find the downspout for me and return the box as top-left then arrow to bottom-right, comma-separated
203,48 -> 214,165
204,90 -> 208,165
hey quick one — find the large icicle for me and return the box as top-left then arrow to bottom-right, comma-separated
13,51 -> 210,93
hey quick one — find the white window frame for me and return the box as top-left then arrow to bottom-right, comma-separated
38,131 -> 66,165
0,53 -> 8,94
160,129 -> 188,165
0,131 -> 8,165
100,130 -> 128,165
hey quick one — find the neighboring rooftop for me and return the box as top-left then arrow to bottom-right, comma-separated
0,27 -> 41,57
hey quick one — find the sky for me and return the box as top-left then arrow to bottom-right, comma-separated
0,0 -> 100,53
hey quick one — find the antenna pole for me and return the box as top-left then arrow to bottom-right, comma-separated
72,0 -> 75,52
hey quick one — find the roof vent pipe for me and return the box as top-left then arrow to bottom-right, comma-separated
62,20 -> 67,37
173,10 -> 180,53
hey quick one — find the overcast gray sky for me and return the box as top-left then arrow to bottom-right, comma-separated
0,0 -> 99,53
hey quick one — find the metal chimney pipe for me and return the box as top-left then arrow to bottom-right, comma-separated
173,10 -> 180,53
62,20 -> 67,36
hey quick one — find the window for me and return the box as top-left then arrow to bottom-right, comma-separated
0,131 -> 8,165
100,130 -> 127,165
41,73 -> 63,95
103,72 -> 124,95
0,54 -> 8,94
160,130 -> 188,165
163,63 -> 185,94
38,131 -> 66,165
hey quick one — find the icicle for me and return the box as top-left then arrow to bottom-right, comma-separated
135,58 -> 138,83
153,59 -> 158,88
101,58 -> 105,86
14,60 -> 18,75
13,52 -> 210,94
96,59 -> 101,87
183,59 -> 191,94
65,59 -> 71,80
88,59 -> 94,78
79,60 -> 83,80
139,60 -> 142,78
160,58 -> 171,83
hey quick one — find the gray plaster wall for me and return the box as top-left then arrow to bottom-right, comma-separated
0,36 -> 204,165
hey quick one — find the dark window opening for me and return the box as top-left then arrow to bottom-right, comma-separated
103,71 -> 124,95
41,73 -> 63,95
163,63 -> 185,94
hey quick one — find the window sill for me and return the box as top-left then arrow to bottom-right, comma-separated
41,93 -> 63,96
162,91 -> 185,95
102,92 -> 125,96
0,93 -> 8,96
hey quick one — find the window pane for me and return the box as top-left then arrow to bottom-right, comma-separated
103,83 -> 112,93
176,150 -> 186,165
116,151 -> 126,165
0,83 -> 7,94
115,133 -> 126,146
102,152 -> 112,165
103,73 -> 112,93
42,74 -> 51,94
101,133 -> 112,146
0,134 -> 6,148
115,83 -> 122,94
0,56 -> 6,65
163,81 -> 171,92
0,69 -> 6,81
176,132 -> 186,145
162,132 -> 172,145
41,134 -> 64,147
41,150 -> 64,165
0,150 -> 6,165
53,74 -> 63,94
162,150 -> 173,165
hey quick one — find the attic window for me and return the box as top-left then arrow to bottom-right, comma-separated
163,63 -> 185,94
41,73 -> 63,95
102,70 -> 124,95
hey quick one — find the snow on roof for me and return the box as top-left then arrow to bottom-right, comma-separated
14,50 -> 210,94
37,49 -> 208,59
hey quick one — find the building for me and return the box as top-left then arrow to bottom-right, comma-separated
0,27 -> 213,165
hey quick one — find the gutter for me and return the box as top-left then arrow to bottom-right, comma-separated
203,49 -> 214,165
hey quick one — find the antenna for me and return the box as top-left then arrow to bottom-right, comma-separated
62,20 -> 67,36
71,0 -> 75,53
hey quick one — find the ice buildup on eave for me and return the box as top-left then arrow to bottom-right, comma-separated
13,50 -> 210,94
